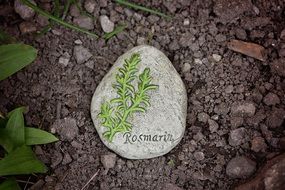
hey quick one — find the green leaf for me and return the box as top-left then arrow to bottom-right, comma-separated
115,0 -> 171,19
0,145 -> 47,176
0,30 -> 17,45
0,117 -> 7,128
0,128 -> 14,153
5,107 -> 25,149
25,127 -> 58,145
0,44 -> 37,81
7,107 -> 26,118
0,179 -> 20,190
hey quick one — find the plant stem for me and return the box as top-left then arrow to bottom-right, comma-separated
21,0 -> 99,38
62,0 -> 72,20
115,0 -> 171,19
103,24 -> 127,40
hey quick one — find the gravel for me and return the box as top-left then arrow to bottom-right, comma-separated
208,119 -> 219,133
99,15 -> 114,33
73,16 -> 94,30
19,21 -> 37,34
226,156 -> 256,178
50,117 -> 79,141
197,112 -> 210,123
2,0 -> 285,189
251,136 -> 267,152
14,0 -> 35,20
212,54 -> 222,62
84,0 -> 96,13
73,45 -> 92,64
101,153 -> 117,169
263,92 -> 280,106
231,102 -> 256,117
228,127 -> 247,146
58,52 -> 71,67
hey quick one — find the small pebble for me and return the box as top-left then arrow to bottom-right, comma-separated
182,62 -> 191,73
100,15 -> 114,33
84,0 -> 96,13
19,21 -> 37,34
251,136 -> 267,152
74,46 -> 92,64
229,127 -> 246,146
194,151 -> 205,161
197,112 -> 210,123
14,0 -> 35,20
212,54 -> 222,62
183,19 -> 190,26
263,92 -> 280,106
226,156 -> 256,178
101,153 -> 117,169
208,119 -> 219,133
73,16 -> 94,30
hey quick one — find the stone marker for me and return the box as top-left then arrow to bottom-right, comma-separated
91,45 -> 187,159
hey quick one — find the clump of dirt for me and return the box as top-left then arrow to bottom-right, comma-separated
0,0 -> 284,189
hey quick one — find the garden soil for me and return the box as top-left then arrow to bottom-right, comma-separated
0,0 -> 285,189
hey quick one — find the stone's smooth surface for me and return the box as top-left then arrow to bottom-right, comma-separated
226,156 -> 256,178
91,45 -> 187,159
14,0 -> 36,20
73,45 -> 92,64
99,15 -> 114,33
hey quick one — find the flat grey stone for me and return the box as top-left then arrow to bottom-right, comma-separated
91,45 -> 187,159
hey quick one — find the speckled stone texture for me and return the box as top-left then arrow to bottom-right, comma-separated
91,45 -> 187,159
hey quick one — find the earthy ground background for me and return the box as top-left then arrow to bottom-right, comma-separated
0,0 -> 285,189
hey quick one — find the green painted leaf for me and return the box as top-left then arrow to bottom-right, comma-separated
99,53 -> 158,142
5,107 -> 25,149
0,44 -> 37,81
0,179 -> 20,190
25,127 -> 58,145
0,145 -> 47,176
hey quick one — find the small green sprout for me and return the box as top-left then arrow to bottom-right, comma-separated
99,53 -> 158,142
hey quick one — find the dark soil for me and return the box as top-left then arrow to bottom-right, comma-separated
0,0 -> 285,189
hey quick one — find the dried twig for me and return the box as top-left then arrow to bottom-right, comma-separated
80,169 -> 100,190
24,176 -> 31,190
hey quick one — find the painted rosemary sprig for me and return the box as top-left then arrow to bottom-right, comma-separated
99,53 -> 158,142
